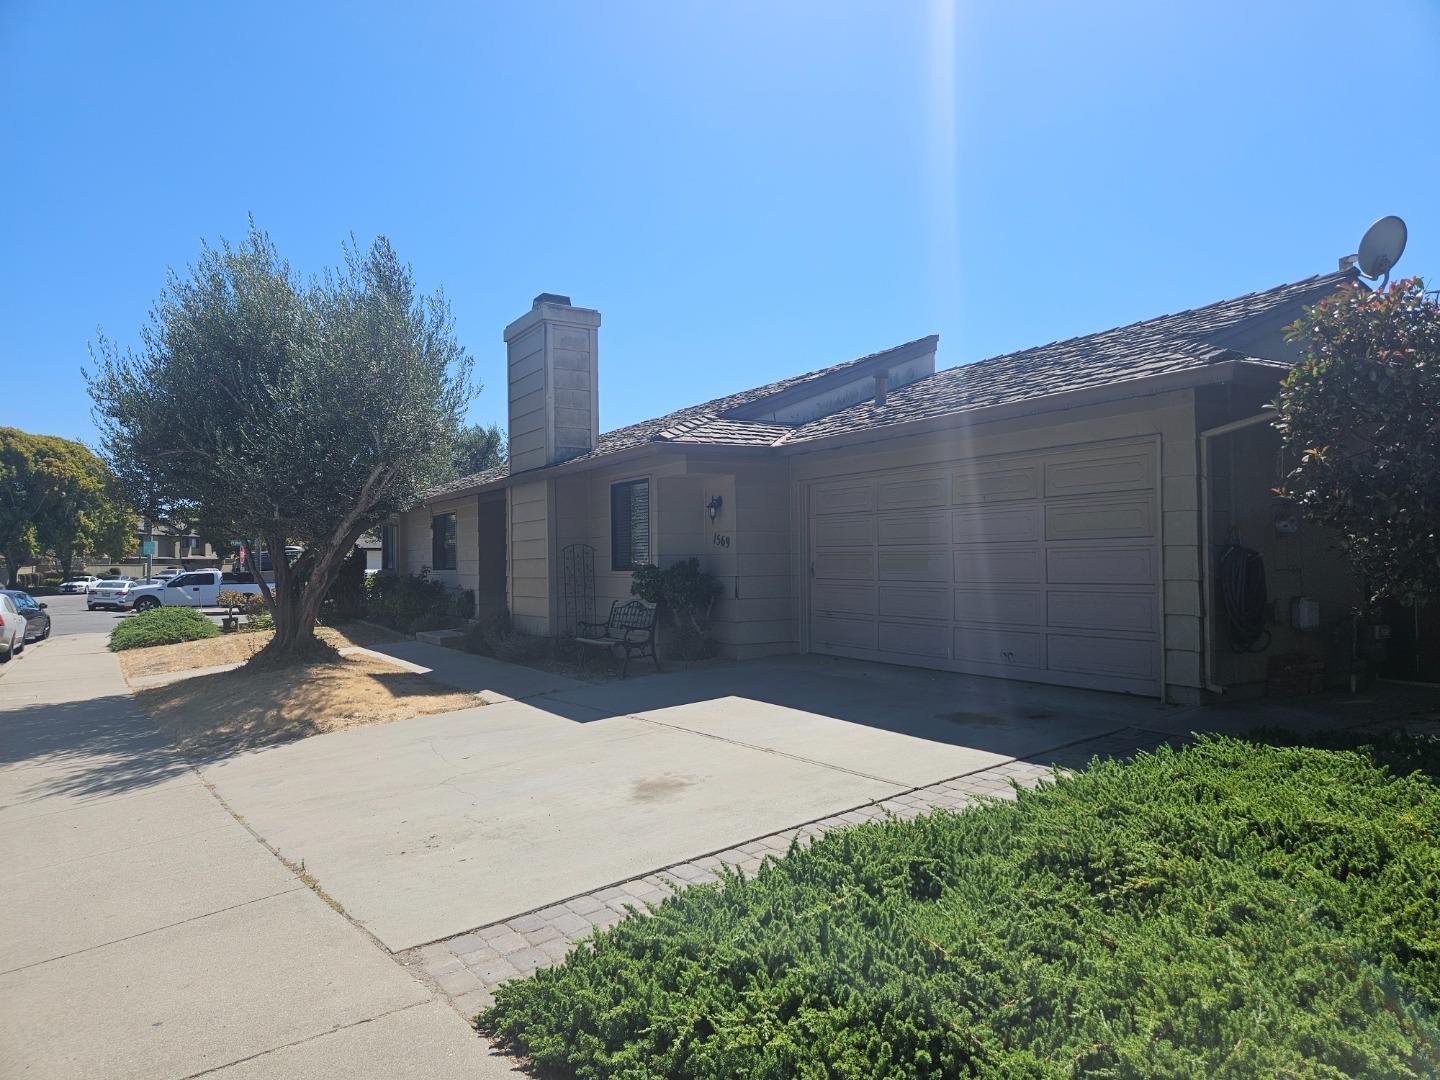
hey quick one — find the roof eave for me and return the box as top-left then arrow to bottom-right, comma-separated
415,440 -> 779,504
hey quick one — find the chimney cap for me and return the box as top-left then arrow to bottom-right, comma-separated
532,292 -> 573,308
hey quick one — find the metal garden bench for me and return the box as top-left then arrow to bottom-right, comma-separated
574,599 -> 661,677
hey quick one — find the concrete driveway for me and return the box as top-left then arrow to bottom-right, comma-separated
198,647 -> 1180,952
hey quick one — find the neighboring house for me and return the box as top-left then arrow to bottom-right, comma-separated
133,522 -> 220,565
390,273 -> 1362,703
358,532 -> 384,573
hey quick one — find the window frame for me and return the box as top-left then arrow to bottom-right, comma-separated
609,477 -> 652,572
431,512 -> 458,572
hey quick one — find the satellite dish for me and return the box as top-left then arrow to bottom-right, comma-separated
1356,215 -> 1407,282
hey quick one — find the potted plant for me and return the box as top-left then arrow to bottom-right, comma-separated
217,590 -> 249,633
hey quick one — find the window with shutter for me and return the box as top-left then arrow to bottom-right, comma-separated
431,513 -> 457,571
610,479 -> 651,571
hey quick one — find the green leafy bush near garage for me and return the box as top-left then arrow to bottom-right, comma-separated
480,736 -> 1440,1079
108,607 -> 221,651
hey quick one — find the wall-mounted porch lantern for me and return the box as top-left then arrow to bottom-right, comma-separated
706,494 -> 724,521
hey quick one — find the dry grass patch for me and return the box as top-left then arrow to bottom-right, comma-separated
118,623 -> 400,679
134,652 -> 483,755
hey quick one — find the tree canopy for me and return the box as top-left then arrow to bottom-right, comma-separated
0,427 -> 132,585
88,225 -> 472,658
449,421 -> 506,480
1275,278 -> 1440,607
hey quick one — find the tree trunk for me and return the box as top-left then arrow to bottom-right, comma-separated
4,547 -> 25,588
252,528 -> 369,666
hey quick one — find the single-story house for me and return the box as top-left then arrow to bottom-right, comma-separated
389,270 -> 1363,704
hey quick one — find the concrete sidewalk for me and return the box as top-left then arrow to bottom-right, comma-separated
0,632 -> 521,1080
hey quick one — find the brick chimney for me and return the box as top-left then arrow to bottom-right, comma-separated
503,294 -> 601,472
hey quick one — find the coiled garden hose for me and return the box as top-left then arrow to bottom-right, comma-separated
1218,543 -> 1271,653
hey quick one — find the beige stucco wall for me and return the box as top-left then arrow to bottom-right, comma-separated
394,495 -> 481,600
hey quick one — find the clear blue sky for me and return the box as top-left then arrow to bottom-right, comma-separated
4,2 -> 1438,447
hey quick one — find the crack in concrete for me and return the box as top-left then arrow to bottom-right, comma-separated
174,998 -> 435,1079
0,885 -> 305,977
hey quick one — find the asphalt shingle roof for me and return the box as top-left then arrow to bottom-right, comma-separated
423,269 -> 1354,498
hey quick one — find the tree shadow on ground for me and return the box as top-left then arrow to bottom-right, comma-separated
0,693 -> 191,805
135,657 -> 485,758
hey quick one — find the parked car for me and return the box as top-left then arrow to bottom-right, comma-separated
1,590 -> 51,642
0,594 -> 26,661
59,576 -> 99,594
154,568 -> 183,581
126,569 -> 263,612
249,547 -> 302,573
87,578 -> 137,611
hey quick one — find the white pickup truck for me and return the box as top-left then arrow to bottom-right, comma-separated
127,570 -> 264,612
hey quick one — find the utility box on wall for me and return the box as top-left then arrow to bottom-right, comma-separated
1290,596 -> 1320,631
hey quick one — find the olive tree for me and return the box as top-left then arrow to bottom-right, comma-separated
88,226 -> 471,661
1274,278 -> 1440,607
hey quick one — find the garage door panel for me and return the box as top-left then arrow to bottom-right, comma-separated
1047,546 -> 1155,585
812,514 -> 876,548
1044,449 -> 1152,498
1047,633 -> 1157,680
810,439 -> 1161,697
812,583 -> 876,617
813,551 -> 874,580
955,587 -> 1044,626
878,550 -> 950,583
1048,590 -> 1156,633
812,481 -> 875,515
877,475 -> 947,510
953,627 -> 1043,668
952,505 -> 1041,544
877,511 -> 948,546
878,586 -> 950,621
1045,497 -> 1154,541
951,466 -> 1039,506
954,547 -> 1042,584
876,622 -> 950,660
812,615 -> 876,650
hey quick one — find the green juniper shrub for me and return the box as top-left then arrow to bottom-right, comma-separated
480,736 -> 1440,1079
109,607 -> 221,651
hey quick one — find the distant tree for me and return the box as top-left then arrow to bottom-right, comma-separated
450,421 -> 506,479
0,428 -> 133,584
88,224 -> 472,662
1275,278 -> 1440,607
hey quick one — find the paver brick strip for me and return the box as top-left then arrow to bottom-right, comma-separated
406,745 -> 1094,1007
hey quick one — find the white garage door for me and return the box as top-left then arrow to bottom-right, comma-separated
807,439 -> 1161,696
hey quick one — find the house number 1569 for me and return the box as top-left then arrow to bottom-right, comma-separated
712,532 -> 731,548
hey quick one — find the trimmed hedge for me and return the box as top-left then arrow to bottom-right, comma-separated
481,736 -> 1440,1079
108,607 -> 221,651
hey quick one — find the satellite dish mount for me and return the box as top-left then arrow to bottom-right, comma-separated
1345,215 -> 1408,288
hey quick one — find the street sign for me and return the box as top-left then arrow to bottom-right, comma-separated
141,540 -> 156,556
